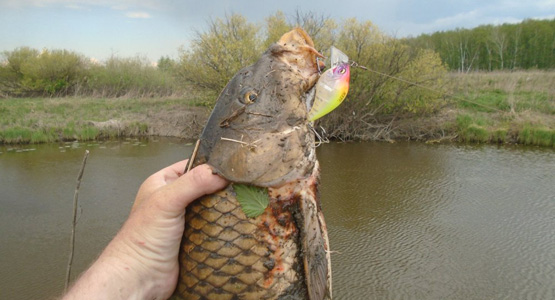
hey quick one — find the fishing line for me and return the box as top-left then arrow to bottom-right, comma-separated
349,60 -> 505,113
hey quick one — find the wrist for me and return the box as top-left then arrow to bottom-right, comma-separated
98,234 -> 175,299
64,238 -> 171,300
63,255 -> 154,300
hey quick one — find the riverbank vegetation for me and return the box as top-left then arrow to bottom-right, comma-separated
1,12 -> 553,147
447,71 -> 554,146
406,18 -> 555,72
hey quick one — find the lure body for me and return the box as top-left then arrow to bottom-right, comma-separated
307,62 -> 350,121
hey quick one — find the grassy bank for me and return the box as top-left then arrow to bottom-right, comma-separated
0,96 -> 211,144
445,71 -> 555,147
1,71 -> 554,147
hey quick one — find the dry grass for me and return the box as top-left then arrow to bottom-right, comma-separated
0,97 -> 210,144
442,71 -> 555,146
1,71 -> 554,147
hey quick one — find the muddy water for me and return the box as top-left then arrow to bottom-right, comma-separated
1,139 -> 554,299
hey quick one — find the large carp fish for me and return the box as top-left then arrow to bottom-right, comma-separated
173,28 -> 347,300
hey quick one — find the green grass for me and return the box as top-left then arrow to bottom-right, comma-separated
454,112 -> 553,147
456,90 -> 510,112
1,71 -> 554,147
447,71 -> 555,147
0,97 -> 200,144
456,114 -> 491,143
519,125 -> 554,147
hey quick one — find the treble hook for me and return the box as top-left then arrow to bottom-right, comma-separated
309,124 -> 330,147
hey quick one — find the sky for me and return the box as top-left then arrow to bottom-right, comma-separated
1,0 -> 554,63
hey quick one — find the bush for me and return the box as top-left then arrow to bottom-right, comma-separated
177,14 -> 261,92
85,56 -> 177,98
1,47 -> 86,96
317,19 -> 447,140
1,49 -> 183,98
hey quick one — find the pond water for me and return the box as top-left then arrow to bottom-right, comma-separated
0,139 -> 554,299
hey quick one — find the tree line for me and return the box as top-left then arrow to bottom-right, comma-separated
406,18 -> 555,72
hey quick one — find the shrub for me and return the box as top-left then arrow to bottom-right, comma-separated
177,14 -> 261,92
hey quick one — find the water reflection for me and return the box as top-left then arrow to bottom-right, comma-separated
0,140 -> 554,299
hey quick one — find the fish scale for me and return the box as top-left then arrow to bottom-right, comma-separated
176,185 -> 309,299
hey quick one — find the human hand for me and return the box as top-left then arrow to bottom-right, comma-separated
63,160 -> 228,300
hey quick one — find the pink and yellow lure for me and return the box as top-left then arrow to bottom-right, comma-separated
307,62 -> 350,121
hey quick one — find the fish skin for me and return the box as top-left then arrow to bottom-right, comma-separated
172,28 -> 332,300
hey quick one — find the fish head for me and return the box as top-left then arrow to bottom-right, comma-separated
193,28 -> 324,187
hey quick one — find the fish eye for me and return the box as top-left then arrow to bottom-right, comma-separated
244,91 -> 258,104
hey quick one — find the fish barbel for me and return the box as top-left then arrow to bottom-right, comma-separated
173,28 -> 333,300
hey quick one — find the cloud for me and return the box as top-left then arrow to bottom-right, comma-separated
65,4 -> 87,10
125,11 -> 151,18
0,0 -> 164,10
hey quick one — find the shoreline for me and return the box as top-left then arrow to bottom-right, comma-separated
0,97 -> 552,148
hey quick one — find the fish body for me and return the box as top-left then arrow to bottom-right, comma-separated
173,29 -> 332,300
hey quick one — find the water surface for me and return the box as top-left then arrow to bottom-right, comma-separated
1,139 -> 553,299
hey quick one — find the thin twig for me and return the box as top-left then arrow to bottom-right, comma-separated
246,112 -> 273,118
185,139 -> 201,174
65,150 -> 89,291
220,137 -> 260,150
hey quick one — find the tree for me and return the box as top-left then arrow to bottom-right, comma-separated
317,18 -> 447,140
263,11 -> 291,49
406,18 -> 555,70
1,47 -> 85,96
177,13 -> 261,91
157,56 -> 176,73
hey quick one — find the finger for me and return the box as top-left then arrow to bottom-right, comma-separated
132,160 -> 191,211
162,159 -> 190,178
152,164 -> 228,216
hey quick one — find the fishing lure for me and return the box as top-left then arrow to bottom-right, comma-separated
307,46 -> 351,121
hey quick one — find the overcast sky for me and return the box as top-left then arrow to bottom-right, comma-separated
1,0 -> 554,62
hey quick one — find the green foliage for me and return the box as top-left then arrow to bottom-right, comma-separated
341,19 -> 446,114
85,56 -> 177,97
263,11 -> 292,49
407,18 -> 555,71
233,184 -> 269,218
1,48 -> 86,96
317,18 -> 447,140
177,14 -> 261,92
0,49 -> 185,98
157,56 -> 177,73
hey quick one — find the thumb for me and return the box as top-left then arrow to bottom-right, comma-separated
153,164 -> 228,216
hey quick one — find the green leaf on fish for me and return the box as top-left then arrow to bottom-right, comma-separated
233,184 -> 269,218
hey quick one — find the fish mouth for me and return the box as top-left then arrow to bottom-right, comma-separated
191,28 -> 323,187
272,28 -> 325,95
